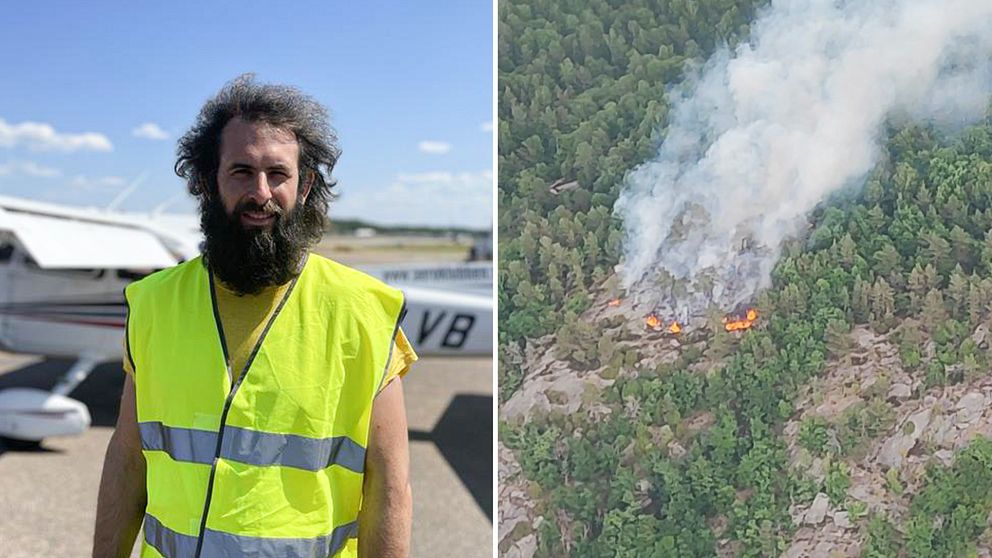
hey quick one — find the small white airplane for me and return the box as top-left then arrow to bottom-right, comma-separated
0,194 -> 492,443
361,261 -> 491,295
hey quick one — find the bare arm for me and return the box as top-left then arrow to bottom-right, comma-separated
93,373 -> 146,558
358,377 -> 413,558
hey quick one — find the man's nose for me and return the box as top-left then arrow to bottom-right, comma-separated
246,172 -> 273,204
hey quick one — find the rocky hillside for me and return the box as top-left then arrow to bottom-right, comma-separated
501,316 -> 992,557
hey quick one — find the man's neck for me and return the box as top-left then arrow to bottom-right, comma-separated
214,278 -> 291,297
209,252 -> 309,296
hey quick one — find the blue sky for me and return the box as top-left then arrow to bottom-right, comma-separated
0,2 -> 493,229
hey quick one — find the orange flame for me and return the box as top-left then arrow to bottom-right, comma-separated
724,308 -> 759,332
608,298 -> 621,307
646,314 -> 661,329
725,320 -> 751,331
669,321 -> 682,334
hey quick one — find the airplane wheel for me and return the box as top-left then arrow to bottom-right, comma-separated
0,436 -> 42,451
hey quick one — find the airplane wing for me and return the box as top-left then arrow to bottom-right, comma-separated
0,195 -> 185,268
0,207 -> 177,269
138,213 -> 202,261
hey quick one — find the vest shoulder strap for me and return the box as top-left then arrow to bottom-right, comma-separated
302,254 -> 406,321
125,256 -> 205,307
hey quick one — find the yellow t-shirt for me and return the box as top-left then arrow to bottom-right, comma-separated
123,278 -> 417,392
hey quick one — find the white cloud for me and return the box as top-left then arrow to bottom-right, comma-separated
394,170 -> 493,193
0,160 -> 62,178
480,121 -> 493,132
0,118 -> 112,152
132,122 -> 169,141
68,174 -> 127,191
417,140 -> 452,155
396,171 -> 456,183
333,169 -> 493,228
19,161 -> 61,177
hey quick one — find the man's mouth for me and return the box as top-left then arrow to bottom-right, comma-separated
240,210 -> 277,227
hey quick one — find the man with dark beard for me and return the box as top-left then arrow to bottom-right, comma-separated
92,75 -> 416,558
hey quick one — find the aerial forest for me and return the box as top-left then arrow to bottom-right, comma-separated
499,0 -> 992,556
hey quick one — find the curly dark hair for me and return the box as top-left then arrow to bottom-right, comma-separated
175,73 -> 341,215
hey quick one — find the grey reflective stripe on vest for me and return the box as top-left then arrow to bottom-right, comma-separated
201,521 -> 359,558
139,422 -> 366,472
145,513 -> 358,558
139,422 -> 216,465
144,513 -> 198,558
221,425 -> 366,473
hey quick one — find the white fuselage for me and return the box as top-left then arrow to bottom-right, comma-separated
361,261 -> 492,295
400,286 -> 492,356
0,242 -> 128,360
0,240 -> 492,359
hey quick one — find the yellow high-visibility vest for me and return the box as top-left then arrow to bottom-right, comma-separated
125,254 -> 405,558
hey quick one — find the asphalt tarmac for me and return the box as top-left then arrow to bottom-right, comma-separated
0,351 -> 492,557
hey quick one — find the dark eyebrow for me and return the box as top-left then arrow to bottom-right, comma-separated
225,162 -> 293,173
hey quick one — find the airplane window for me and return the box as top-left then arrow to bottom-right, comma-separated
20,255 -> 103,278
58,269 -> 103,278
0,244 -> 12,262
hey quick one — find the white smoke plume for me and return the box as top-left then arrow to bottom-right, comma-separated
615,0 -> 992,315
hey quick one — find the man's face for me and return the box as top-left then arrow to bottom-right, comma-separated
201,117 -> 319,294
216,117 -> 310,230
